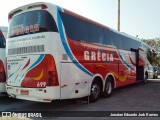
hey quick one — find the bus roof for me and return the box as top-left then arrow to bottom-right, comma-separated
8,2 -> 142,44
8,2 -> 55,21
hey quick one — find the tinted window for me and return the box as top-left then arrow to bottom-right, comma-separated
132,40 -> 141,49
0,32 -> 5,48
60,12 -> 87,41
60,11 -> 142,51
122,36 -> 132,50
110,31 -> 122,49
8,10 -> 58,38
60,12 -> 105,44
104,29 -> 112,45
122,36 -> 141,50
87,23 -> 104,44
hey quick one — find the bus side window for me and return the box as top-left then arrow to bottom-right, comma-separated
59,12 -> 88,42
87,23 -> 104,44
110,31 -> 122,49
104,29 -> 112,46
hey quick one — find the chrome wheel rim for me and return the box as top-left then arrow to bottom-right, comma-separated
91,84 -> 100,99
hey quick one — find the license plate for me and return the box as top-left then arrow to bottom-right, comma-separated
20,90 -> 29,95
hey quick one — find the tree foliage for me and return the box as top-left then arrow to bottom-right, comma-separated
142,38 -> 160,66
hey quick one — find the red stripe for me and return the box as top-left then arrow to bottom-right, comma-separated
22,59 -> 30,70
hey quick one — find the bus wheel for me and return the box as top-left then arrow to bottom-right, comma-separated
102,77 -> 113,98
89,80 -> 101,103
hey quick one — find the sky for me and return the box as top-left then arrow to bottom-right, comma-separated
0,0 -> 160,39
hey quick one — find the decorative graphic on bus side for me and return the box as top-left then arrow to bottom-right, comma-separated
33,70 -> 44,81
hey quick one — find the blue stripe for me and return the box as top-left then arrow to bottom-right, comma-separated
28,54 -> 44,71
17,54 -> 45,82
57,7 -> 93,77
8,65 -> 21,79
117,50 -> 134,70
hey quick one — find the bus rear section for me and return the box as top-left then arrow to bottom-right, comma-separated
0,27 -> 7,95
6,3 -> 60,102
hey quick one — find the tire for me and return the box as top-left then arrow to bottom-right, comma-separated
89,80 -> 101,103
102,77 -> 113,98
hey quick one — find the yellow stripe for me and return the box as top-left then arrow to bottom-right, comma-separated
96,65 -> 127,82
33,70 -> 44,81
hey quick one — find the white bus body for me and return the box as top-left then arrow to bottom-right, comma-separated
6,2 -> 149,102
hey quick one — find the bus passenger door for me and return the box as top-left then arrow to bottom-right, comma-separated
131,48 -> 144,81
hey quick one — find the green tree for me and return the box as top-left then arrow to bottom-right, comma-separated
142,38 -> 160,66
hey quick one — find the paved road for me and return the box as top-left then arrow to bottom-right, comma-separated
0,80 -> 160,120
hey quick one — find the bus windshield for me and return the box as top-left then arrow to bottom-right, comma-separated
8,10 -> 58,38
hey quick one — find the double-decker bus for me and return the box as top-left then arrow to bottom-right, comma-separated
6,2 -> 150,102
0,26 -> 7,95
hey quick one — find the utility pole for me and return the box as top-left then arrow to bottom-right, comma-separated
118,0 -> 120,31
